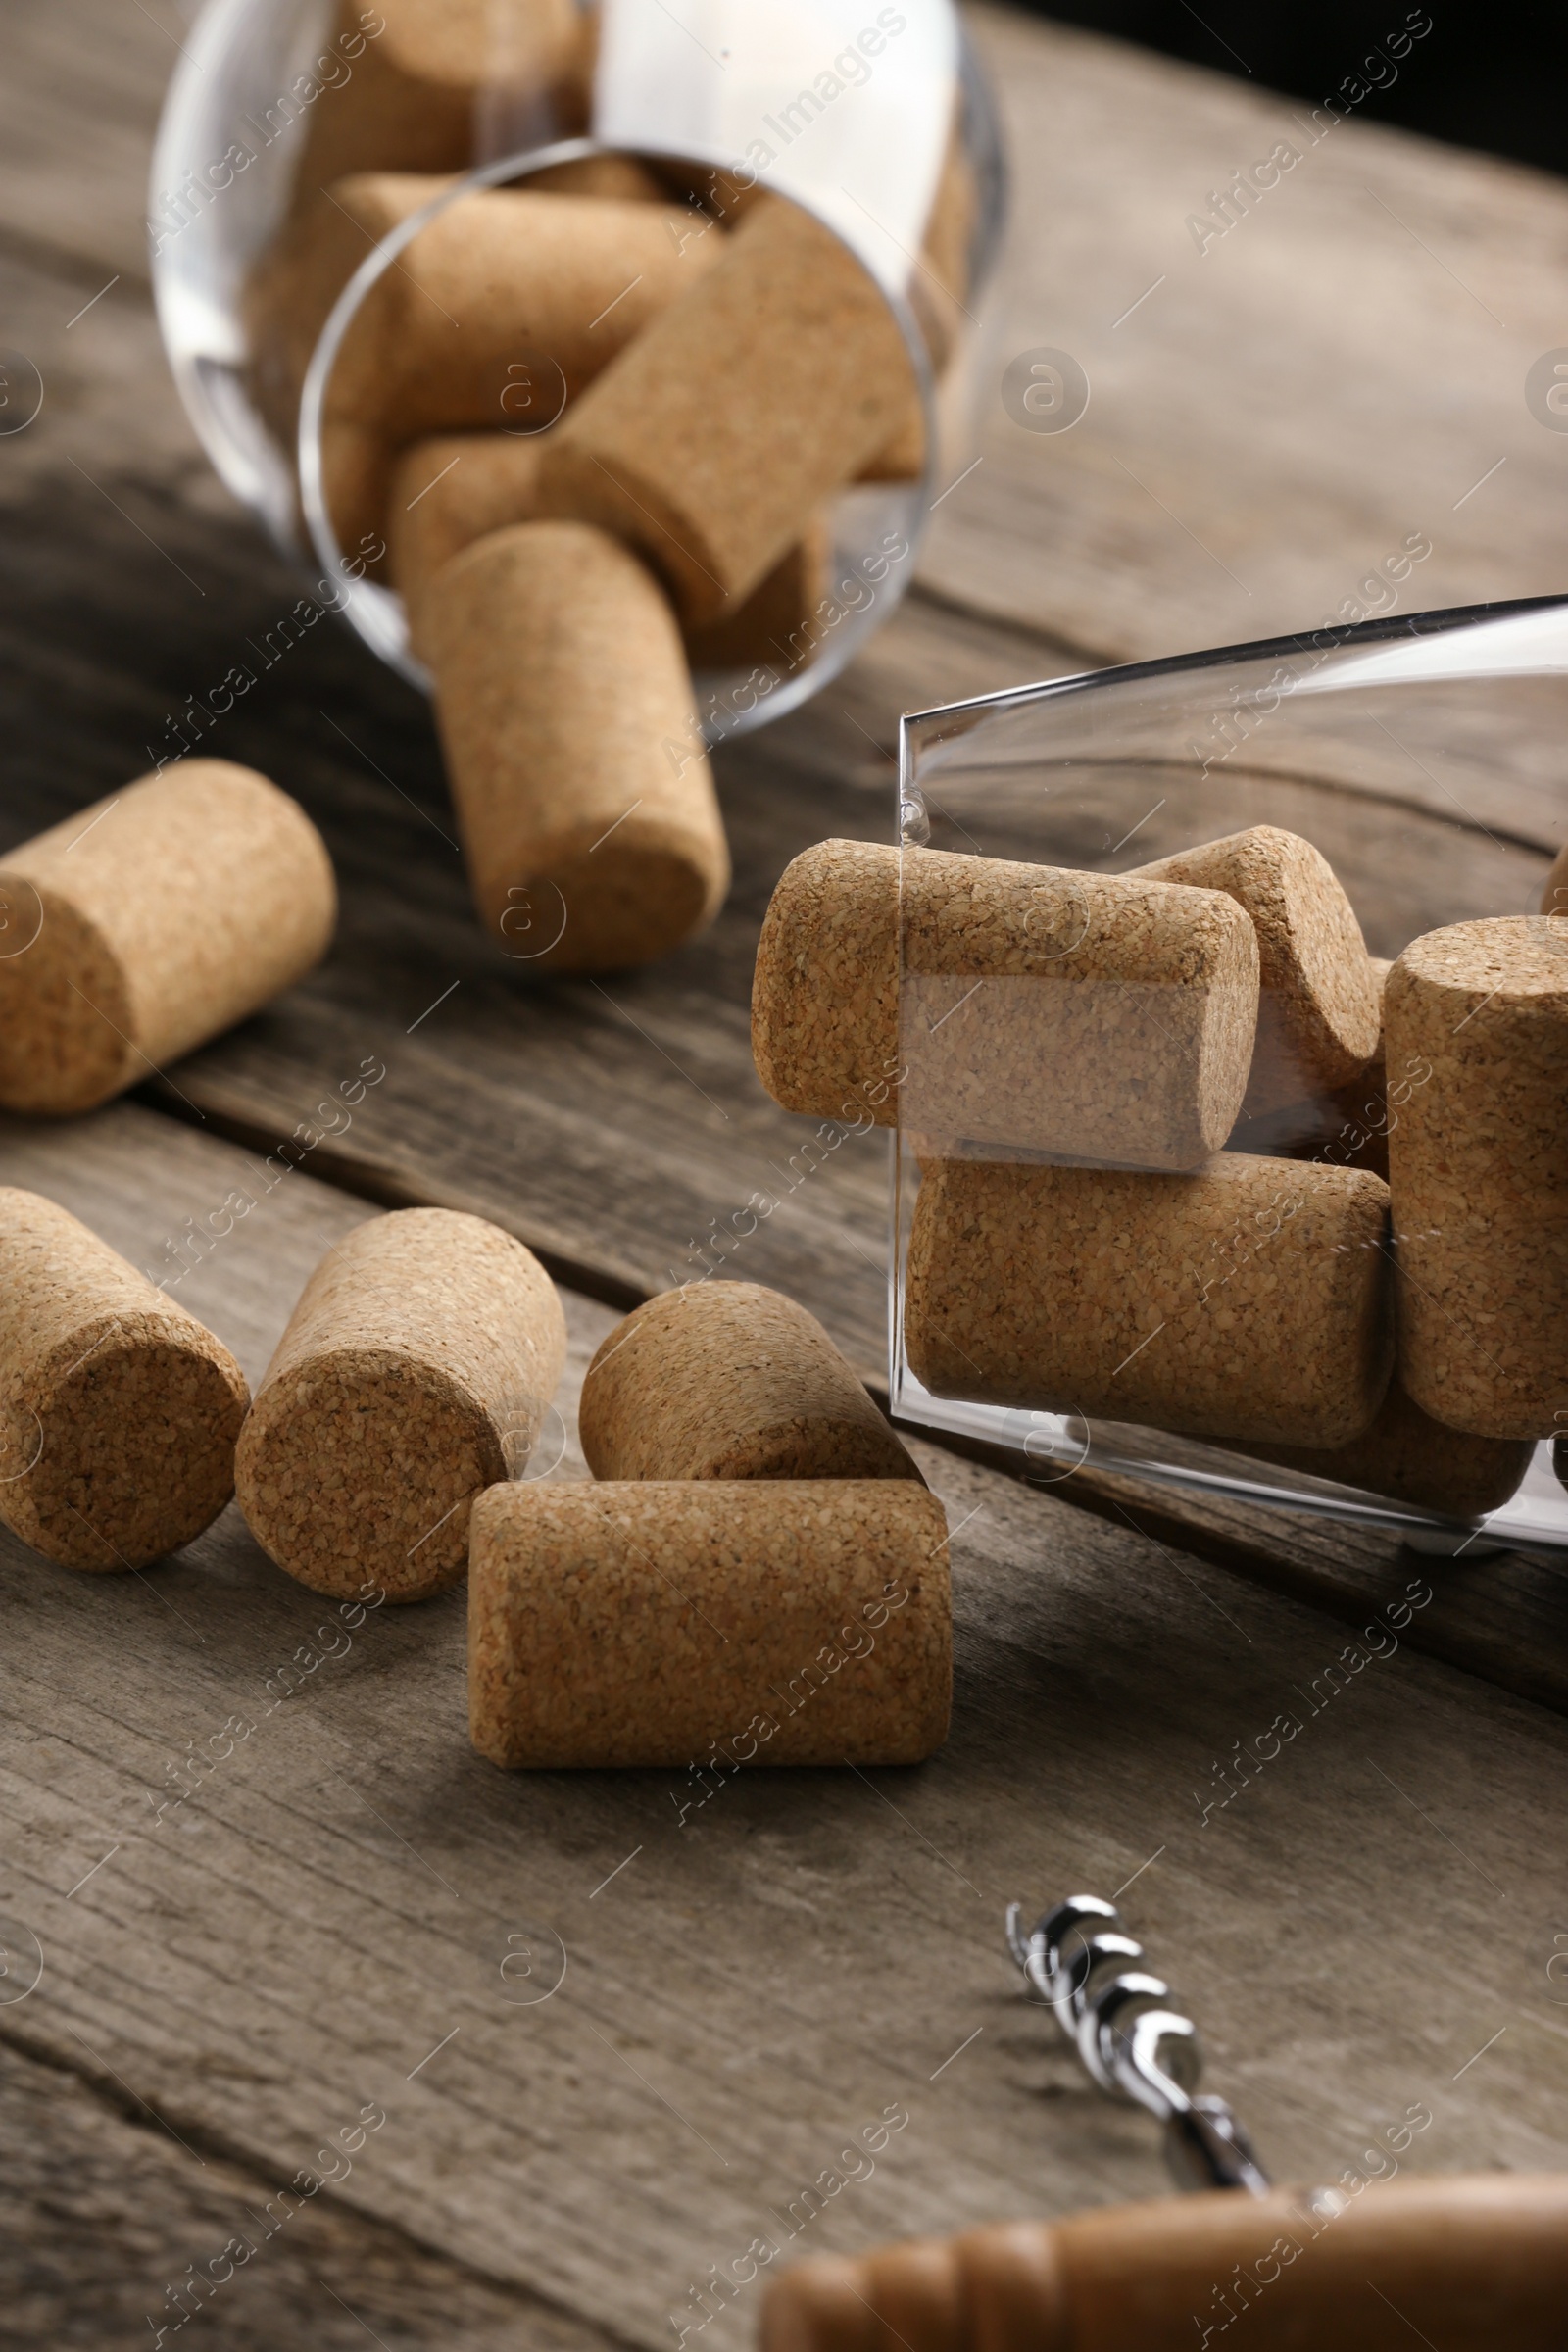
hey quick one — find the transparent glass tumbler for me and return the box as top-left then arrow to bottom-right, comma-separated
892,596 -> 1568,1559
150,0 -> 1006,740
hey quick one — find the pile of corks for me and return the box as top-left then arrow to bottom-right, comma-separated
244,0 -> 971,973
1,752 -> 1563,1764
753,828 -> 1568,1523
0,757 -> 950,1770
0,1200 -> 950,1774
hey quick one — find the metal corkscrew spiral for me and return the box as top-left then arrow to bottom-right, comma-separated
1004,1892 -> 1271,2196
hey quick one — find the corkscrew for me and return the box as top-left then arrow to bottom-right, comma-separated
1005,1891 -> 1270,2196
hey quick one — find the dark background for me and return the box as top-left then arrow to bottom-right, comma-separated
1015,5 -> 1568,179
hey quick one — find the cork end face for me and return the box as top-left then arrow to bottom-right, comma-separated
9,1318 -> 249,1571
1395,912 -> 1568,1005
0,882 -> 135,1115
236,1350 -> 505,1601
751,839 -> 900,1123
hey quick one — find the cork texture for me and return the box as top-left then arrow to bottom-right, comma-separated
1386,916 -> 1568,1439
388,433 -> 547,636
534,199 -> 918,623
236,1208 -> 566,1601
0,1188 -> 249,1571
579,1281 -> 920,1484
322,180 -> 719,443
246,170 -> 442,455
388,432 -> 830,678
0,761 -> 335,1117
753,839 -> 902,1127
467,1479 -> 953,1768
289,0 -> 578,189
905,1152 -> 1393,1446
753,840 -> 1260,1170
1133,825 -> 1381,1120
422,520 -> 729,971
1231,1375 -> 1532,1518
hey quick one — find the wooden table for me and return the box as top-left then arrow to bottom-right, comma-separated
1,6 -> 1566,2345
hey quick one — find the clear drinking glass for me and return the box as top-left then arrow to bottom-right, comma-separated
892,595 -> 1568,1559
150,0 -> 1007,739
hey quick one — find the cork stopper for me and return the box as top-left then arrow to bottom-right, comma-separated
0,761 -> 335,1117
421,519 -> 730,971
388,433 -> 547,634
1132,825 -> 1381,1124
468,1479 -> 953,1768
534,198 -> 918,624
579,1281 -> 920,1484
322,180 -> 720,443
387,431 -> 831,678
906,1153 -> 1393,1447
752,840 -> 1261,1170
289,0 -> 579,188
752,839 -> 902,1128
1232,1375 -> 1532,1518
1386,917 -> 1568,1439
0,1189 -> 249,1571
236,1209 -> 566,1601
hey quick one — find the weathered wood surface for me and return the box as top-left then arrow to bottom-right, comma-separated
1,1105 -> 1565,2352
3,1 -> 1568,2335
928,9 -> 1568,671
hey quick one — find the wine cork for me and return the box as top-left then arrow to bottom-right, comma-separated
0,1190 -> 248,1572
1386,917 -> 1568,1439
1132,826 -> 1381,1123
906,1153 -> 1393,1447
752,840 -> 1260,1171
249,171 -> 719,494
579,1281 -> 920,1484
762,2177 -> 1568,2352
245,170 -> 445,456
0,762 -> 335,1118
1232,1374 -> 1531,1518
1541,840 -> 1568,916
387,433 -> 547,623
534,198 -> 919,625
684,525 -> 832,677
421,520 -> 729,971
387,432 -> 831,675
1316,953 -> 1394,1178
322,180 -> 720,442
282,0 -> 581,195
235,1209 -> 566,1602
524,154 -> 668,204
320,416 -> 397,569
468,1479 -> 952,1768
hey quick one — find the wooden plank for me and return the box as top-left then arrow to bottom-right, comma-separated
1,1104 -> 1567,2352
0,2035 -> 615,2352
2,296 -> 1564,1726
932,8 -> 1568,683
0,0 -> 166,285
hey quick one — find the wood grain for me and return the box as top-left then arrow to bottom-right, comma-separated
0,1105 -> 1566,2352
3,8 -> 1568,2330
930,8 -> 1568,672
